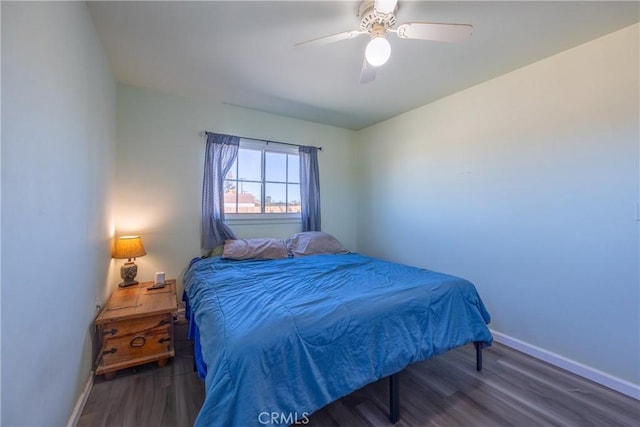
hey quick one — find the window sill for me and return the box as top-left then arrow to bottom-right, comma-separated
225,214 -> 301,226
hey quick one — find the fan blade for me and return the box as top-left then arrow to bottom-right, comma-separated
394,22 -> 472,42
359,57 -> 376,84
295,30 -> 364,48
374,0 -> 398,14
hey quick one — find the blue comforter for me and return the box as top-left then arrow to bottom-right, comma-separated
184,253 -> 492,426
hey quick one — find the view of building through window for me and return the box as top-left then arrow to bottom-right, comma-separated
224,144 -> 301,214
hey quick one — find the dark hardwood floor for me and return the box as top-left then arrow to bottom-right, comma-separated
78,323 -> 639,426
79,323 -> 204,427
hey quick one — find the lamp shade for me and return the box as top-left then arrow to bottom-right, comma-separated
113,235 -> 146,260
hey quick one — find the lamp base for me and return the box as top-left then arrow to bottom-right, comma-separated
118,280 -> 140,288
119,261 -> 139,287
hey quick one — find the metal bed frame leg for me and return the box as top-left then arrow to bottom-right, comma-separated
387,344 -> 482,423
474,341 -> 483,371
389,373 -> 399,424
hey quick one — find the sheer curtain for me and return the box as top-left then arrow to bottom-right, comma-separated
299,146 -> 321,232
201,133 -> 240,249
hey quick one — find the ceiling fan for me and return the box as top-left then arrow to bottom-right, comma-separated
295,0 -> 472,84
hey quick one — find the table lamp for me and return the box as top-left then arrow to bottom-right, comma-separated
113,235 -> 146,287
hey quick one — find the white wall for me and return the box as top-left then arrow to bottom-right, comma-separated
355,24 -> 639,386
115,84 -> 357,295
1,2 -> 116,425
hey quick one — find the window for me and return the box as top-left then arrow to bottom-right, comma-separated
224,140 -> 300,217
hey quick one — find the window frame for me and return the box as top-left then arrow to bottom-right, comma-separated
224,139 -> 301,223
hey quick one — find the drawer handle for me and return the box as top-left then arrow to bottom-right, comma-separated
102,348 -> 117,355
158,319 -> 171,327
102,328 -> 118,336
159,337 -> 171,344
130,336 -> 146,347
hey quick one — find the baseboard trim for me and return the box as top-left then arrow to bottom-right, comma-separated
66,371 -> 94,427
490,329 -> 639,400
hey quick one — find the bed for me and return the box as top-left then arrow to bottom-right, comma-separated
183,238 -> 492,426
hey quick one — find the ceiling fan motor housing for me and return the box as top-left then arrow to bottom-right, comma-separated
359,0 -> 397,32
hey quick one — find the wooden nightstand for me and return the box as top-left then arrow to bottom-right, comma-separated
95,279 -> 177,380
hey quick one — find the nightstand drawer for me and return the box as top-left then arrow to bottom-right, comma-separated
101,324 -> 172,366
100,314 -> 172,340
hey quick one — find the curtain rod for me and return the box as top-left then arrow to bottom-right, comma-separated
201,131 -> 322,151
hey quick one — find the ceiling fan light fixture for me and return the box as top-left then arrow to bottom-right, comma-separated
365,35 -> 391,67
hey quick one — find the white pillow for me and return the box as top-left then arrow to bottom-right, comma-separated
222,238 -> 289,260
286,232 -> 349,257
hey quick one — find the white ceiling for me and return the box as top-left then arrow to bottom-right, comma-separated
88,1 -> 639,130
